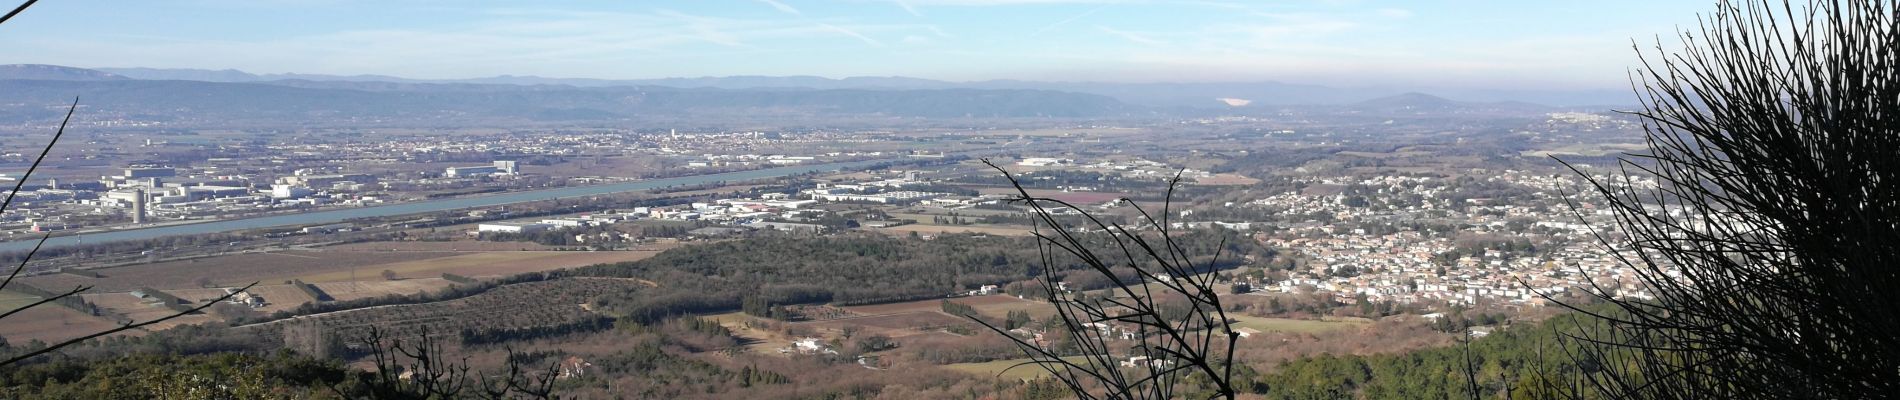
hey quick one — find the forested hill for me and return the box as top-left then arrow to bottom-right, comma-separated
570,232 -> 1263,322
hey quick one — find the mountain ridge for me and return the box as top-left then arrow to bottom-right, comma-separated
74,65 -> 1632,108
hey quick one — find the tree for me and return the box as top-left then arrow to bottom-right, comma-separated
1550,1 -> 1900,398
970,160 -> 1240,400
339,327 -> 558,399
381,269 -> 399,281
1,1 -> 38,26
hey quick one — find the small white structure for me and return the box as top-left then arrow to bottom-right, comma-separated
478,222 -> 552,234
1017,158 -> 1072,167
271,184 -> 314,199
445,165 -> 500,177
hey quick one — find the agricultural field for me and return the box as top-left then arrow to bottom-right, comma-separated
822,296 -> 1044,336
955,295 -> 1060,320
256,277 -> 646,342
22,250 -> 459,292
704,297 -> 1040,357
23,242 -> 674,302
1226,315 -> 1367,335
290,250 -> 665,283
201,284 -> 321,314
0,289 -> 37,310
323,241 -> 559,252
703,311 -> 797,354
313,278 -> 461,303
0,305 -> 129,343
805,311 -> 969,336
839,298 -> 946,315
310,278 -> 459,303
80,290 -> 219,331
1193,173 -> 1262,186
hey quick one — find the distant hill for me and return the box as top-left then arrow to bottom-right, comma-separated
0,78 -> 1140,125
94,67 -> 423,84
1345,92 -> 1557,115
0,65 -> 128,81
85,66 -> 1635,107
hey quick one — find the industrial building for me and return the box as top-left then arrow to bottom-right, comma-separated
477,222 -> 553,234
446,161 -> 522,178
809,191 -> 948,204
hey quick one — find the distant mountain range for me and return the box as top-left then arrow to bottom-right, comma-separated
0,64 -> 1622,126
0,65 -> 1146,124
80,66 -> 1632,108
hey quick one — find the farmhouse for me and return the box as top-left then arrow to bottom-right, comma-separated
788,337 -> 839,355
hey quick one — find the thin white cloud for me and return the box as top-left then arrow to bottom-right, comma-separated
1030,4 -> 1108,37
819,23 -> 885,46
3,1 -> 1657,88
757,0 -> 803,15
898,0 -> 1120,5
1097,25 -> 1166,45
892,0 -> 924,16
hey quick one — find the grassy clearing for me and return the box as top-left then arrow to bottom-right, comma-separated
958,296 -> 1060,320
704,311 -> 799,356
0,305 -> 129,343
293,252 -> 554,283
0,289 -> 40,312
1226,315 -> 1364,334
946,356 -> 1096,380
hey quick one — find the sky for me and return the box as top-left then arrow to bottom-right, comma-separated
0,0 -> 1714,90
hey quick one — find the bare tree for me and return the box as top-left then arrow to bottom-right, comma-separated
1,0 -> 39,26
968,160 -> 1240,400
1550,1 -> 1900,398
338,327 -> 559,399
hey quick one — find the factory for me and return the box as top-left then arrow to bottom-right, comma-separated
445,161 -> 522,178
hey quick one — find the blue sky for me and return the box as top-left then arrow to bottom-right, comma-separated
0,1 -> 1712,90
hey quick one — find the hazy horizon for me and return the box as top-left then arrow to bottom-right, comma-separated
1,1 -> 1707,91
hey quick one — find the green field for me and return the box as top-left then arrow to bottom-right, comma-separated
0,290 -> 40,312
963,298 -> 1060,320
946,356 -> 1095,380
